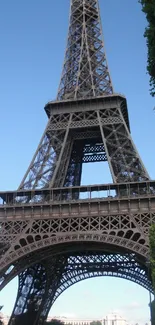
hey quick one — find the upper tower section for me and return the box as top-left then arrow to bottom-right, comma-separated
57,0 -> 113,100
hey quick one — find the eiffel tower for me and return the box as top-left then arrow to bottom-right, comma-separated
0,0 -> 155,324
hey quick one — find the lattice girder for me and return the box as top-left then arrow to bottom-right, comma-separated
57,0 -> 113,100
6,251 -> 153,325
1,0 -> 153,323
1,186 -> 155,276
19,124 -> 67,190
8,256 -> 69,325
19,96 -> 149,190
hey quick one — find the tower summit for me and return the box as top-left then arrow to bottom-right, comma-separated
18,0 -> 149,191
57,0 -> 113,100
0,1 -> 154,325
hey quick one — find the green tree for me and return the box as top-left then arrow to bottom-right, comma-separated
149,224 -> 155,325
150,299 -> 155,325
139,0 -> 155,96
90,321 -> 102,325
149,224 -> 155,290
45,319 -> 64,325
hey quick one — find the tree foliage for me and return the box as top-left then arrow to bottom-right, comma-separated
149,224 -> 155,325
149,224 -> 155,290
139,0 -> 155,96
45,319 -> 64,325
90,321 -> 102,325
151,299 -> 155,325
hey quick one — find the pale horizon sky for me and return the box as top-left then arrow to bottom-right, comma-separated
0,0 -> 155,324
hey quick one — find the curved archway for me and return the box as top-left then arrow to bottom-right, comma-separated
6,241 -> 152,325
1,231 -> 149,276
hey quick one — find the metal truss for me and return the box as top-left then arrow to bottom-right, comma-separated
0,0 -> 153,324
1,181 -> 155,277
57,0 -> 113,100
18,96 -> 149,190
7,251 -> 153,325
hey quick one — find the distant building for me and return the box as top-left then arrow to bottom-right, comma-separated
103,313 -> 128,325
2,312 -> 149,325
47,313 -> 128,325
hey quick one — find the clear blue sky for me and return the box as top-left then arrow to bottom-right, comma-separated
0,0 -> 155,324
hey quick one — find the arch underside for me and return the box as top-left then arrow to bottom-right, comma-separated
7,246 -> 152,325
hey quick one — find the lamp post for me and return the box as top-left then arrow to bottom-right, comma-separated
146,259 -> 153,325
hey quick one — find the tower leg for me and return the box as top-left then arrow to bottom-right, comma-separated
8,264 -> 47,325
8,256 -> 68,325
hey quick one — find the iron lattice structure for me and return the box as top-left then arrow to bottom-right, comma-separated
57,0 -> 113,100
0,0 -> 154,325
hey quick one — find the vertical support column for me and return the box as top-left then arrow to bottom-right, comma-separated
39,255 -> 69,322
63,139 -> 84,188
8,264 -> 47,325
97,110 -> 116,182
8,256 -> 69,325
97,106 -> 149,183
49,114 -> 73,188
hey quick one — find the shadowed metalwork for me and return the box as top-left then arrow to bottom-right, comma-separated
0,0 -> 154,325
5,252 -> 152,324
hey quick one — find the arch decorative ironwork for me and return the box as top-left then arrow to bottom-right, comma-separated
0,0 -> 154,324
7,251 -> 153,325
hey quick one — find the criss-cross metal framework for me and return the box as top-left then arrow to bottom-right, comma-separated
19,95 -> 149,191
57,0 -> 113,100
6,253 -> 152,323
0,1 -> 154,325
